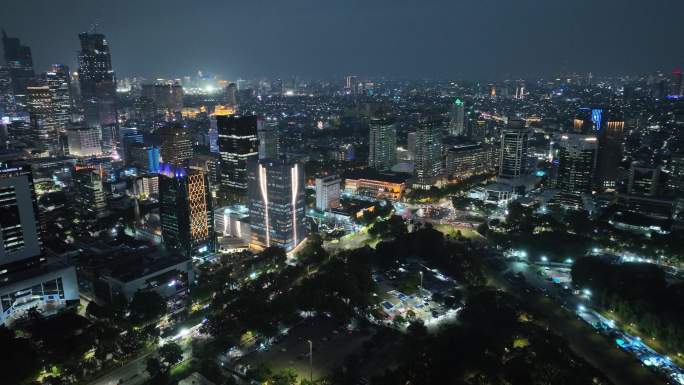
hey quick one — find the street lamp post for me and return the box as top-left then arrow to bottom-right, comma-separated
307,339 -> 313,383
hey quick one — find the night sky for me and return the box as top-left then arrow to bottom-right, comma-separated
2,0 -> 683,80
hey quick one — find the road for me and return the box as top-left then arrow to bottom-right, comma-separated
87,323 -> 200,385
488,258 -> 668,385
87,351 -> 152,385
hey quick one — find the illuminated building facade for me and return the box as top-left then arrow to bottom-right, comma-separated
498,119 -> 531,180
218,115 -> 259,203
67,126 -> 101,157
448,98 -> 465,136
78,32 -> 117,128
160,123 -> 193,166
368,116 -> 397,171
315,175 -> 341,210
554,134 -> 598,209
45,64 -> 72,131
247,158 -> 306,252
414,118 -> 442,188
446,143 -> 494,179
344,171 -> 407,201
159,164 -> 214,257
26,85 -> 58,153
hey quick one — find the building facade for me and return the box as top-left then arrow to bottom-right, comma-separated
315,175 -> 341,210
218,115 -> 259,203
160,123 -> 193,166
159,164 -> 213,257
368,117 -> 397,171
554,134 -> 598,209
498,118 -> 531,180
78,32 -> 117,128
414,118 -> 442,188
247,158 -> 306,252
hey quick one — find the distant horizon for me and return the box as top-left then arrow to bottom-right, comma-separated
2,0 -> 683,81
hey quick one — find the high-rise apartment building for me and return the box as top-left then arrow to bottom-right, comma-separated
159,164 -> 213,257
445,143 -> 493,179
217,115 -> 259,203
26,85 -> 58,153
45,64 -> 72,131
498,119 -> 531,180
247,158 -> 306,252
78,32 -> 117,128
368,116 -> 397,171
447,98 -> 465,136
414,118 -> 442,187
554,134 -> 598,209
160,123 -> 193,166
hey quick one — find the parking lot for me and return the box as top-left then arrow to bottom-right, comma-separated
371,260 -> 463,330
238,316 -> 374,380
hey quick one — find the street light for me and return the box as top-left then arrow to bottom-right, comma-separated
307,339 -> 313,383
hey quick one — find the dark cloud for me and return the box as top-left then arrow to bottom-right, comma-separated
2,0 -> 683,80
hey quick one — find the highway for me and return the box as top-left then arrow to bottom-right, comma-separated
489,257 -> 669,385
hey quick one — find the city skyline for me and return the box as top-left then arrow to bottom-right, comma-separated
2,0 -> 684,80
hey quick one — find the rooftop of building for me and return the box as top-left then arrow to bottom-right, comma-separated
343,168 -> 411,184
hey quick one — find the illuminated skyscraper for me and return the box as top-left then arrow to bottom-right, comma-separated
45,64 -> 72,131
447,98 -> 465,136
159,164 -> 213,257
247,158 -> 306,252
368,116 -> 397,171
160,123 -> 193,166
26,85 -> 58,153
78,32 -> 117,128
554,134 -> 598,209
414,118 -> 443,187
498,119 -> 531,180
217,115 -> 259,203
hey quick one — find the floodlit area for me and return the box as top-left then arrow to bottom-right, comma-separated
577,307 -> 684,385
370,261 -> 463,330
